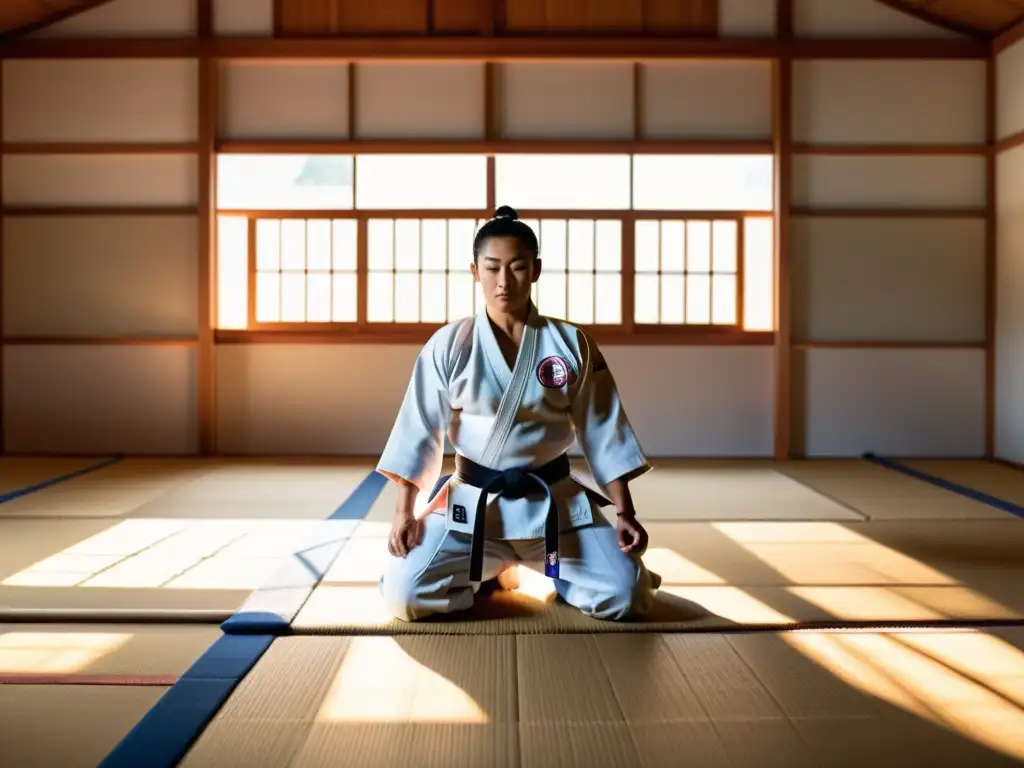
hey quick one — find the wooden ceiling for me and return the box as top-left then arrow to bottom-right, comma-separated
0,0 -> 1022,39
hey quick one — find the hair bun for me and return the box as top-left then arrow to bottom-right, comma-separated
493,205 -> 519,221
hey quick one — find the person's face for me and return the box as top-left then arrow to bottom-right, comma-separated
471,236 -> 541,314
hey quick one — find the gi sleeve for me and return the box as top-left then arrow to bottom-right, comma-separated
570,330 -> 651,489
376,329 -> 453,491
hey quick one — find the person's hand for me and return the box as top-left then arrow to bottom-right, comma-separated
388,512 -> 424,558
616,510 -> 648,555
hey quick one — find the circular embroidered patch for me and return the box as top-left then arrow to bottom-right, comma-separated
536,356 -> 576,389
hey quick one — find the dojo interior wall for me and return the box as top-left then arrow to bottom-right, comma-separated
0,0 -> 996,459
996,36 -> 1024,466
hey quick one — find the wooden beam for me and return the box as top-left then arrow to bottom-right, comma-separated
774,0 -> 793,462
792,341 -> 986,350
216,139 -> 773,155
0,36 -> 989,61
788,38 -> 985,59
985,55 -> 997,458
215,329 -> 775,346
2,142 -> 199,155
789,207 -> 986,218
995,129 -> 1024,154
0,66 -> 4,455
197,0 -> 216,455
995,16 -> 1024,53
1,206 -> 199,217
791,143 -> 988,156
2,337 -> 199,346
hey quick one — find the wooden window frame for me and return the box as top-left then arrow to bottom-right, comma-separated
224,208 -> 773,345
217,150 -> 775,345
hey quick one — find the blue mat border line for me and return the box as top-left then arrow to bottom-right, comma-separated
220,470 -> 388,634
96,468 -> 388,768
863,453 -> 1024,520
0,455 -> 124,504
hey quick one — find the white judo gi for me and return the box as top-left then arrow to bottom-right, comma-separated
375,304 -> 659,621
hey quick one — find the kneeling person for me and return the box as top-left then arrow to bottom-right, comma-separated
375,206 -> 659,623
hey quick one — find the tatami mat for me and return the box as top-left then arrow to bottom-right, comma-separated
779,460 -> 1013,520
0,623 -> 221,678
127,462 -> 376,519
292,519 -> 1024,634
610,460 -> 863,521
0,516 -> 355,614
0,684 -> 168,767
0,459 -> 217,518
179,630 -> 1024,766
362,459 -> 863,526
902,460 -> 1024,508
0,457 -> 109,497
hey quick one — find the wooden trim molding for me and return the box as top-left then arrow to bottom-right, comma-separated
789,207 -> 986,218
773,0 -> 793,461
791,144 -> 988,156
995,17 -> 1024,53
195,0 -> 217,455
994,129 -> 1024,155
792,341 -> 986,350
1,206 -> 199,217
216,139 -> 774,155
1,142 -> 198,155
215,329 -> 775,346
985,56 -> 997,458
2,337 -> 199,346
0,36 -> 989,61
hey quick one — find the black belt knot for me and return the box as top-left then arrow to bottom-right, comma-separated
445,453 -> 571,584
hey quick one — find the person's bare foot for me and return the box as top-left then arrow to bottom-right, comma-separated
496,564 -> 520,591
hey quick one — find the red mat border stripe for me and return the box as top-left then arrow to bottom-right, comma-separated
0,674 -> 178,686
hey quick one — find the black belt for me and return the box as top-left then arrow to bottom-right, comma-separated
428,453 -> 571,584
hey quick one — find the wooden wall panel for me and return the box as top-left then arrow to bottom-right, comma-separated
432,0 -> 481,34
3,155 -> 198,208
997,38 -> 1024,140
274,0 -> 717,36
355,63 -> 484,139
277,0 -> 428,35
3,345 -> 198,455
792,61 -> 986,145
499,62 -> 634,139
504,0 -> 644,32
802,348 -> 986,457
3,216 -> 198,337
3,60 -> 198,143
219,62 -> 349,140
641,61 -> 772,139
791,155 -> 987,209
790,217 -> 986,343
718,0 -> 776,35
995,145 -> 1024,464
216,344 -> 774,456
214,0 -> 274,35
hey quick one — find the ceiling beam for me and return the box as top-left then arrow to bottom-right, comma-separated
995,14 -> 1024,52
0,34 -> 990,60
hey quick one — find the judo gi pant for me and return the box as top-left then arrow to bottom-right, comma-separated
380,511 -> 658,622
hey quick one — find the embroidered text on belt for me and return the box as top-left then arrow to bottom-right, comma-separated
454,453 -> 570,584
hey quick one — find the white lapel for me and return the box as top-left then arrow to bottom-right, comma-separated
478,303 -> 541,467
